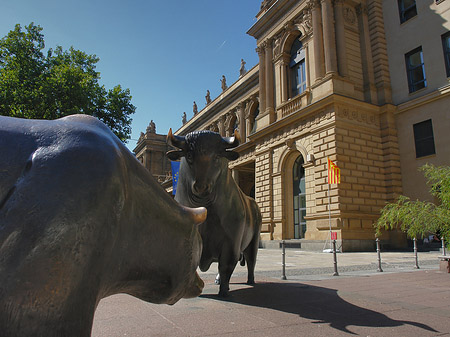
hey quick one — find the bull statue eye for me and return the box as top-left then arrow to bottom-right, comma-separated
186,152 -> 193,164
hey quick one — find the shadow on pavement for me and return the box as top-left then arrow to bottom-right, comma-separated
202,281 -> 438,335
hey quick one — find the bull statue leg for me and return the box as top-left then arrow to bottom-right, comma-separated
217,245 -> 239,297
243,230 -> 259,285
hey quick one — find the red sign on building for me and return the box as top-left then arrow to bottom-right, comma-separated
331,232 -> 337,240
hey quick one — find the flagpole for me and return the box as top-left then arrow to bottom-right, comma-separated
328,178 -> 332,250
323,158 -> 333,252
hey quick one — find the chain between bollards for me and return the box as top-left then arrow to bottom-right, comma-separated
281,240 -> 287,280
413,237 -> 420,269
376,238 -> 383,272
332,240 -> 339,276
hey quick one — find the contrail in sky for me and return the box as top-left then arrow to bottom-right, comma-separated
217,40 -> 227,51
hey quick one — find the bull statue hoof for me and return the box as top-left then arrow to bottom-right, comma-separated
214,273 -> 221,285
218,289 -> 230,298
218,291 -> 229,298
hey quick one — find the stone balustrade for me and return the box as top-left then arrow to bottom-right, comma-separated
277,90 -> 310,119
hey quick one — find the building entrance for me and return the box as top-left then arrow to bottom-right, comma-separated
293,155 -> 306,239
235,161 -> 256,199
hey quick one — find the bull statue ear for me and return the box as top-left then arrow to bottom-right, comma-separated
223,150 -> 240,161
166,150 -> 184,160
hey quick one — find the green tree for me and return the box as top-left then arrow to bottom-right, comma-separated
375,164 -> 450,248
0,23 -> 135,141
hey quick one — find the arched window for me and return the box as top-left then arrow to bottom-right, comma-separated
290,38 -> 306,98
293,155 -> 306,239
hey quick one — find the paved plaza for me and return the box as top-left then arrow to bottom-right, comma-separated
92,249 -> 450,336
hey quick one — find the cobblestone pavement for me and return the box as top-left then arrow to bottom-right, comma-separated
92,249 -> 449,336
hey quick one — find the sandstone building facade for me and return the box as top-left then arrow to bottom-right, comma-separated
134,0 -> 450,251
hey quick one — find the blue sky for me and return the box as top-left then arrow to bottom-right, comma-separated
1,0 -> 261,151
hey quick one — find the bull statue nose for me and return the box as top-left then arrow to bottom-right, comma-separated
193,181 -> 209,196
183,272 -> 204,299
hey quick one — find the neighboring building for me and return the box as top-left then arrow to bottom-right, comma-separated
134,120 -> 172,184
135,0 -> 450,251
383,0 -> 450,202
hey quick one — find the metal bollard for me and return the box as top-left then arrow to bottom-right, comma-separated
442,237 -> 447,256
332,240 -> 339,276
413,238 -> 420,269
281,240 -> 287,280
376,238 -> 383,272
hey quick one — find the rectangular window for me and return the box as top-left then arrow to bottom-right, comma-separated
442,32 -> 450,77
398,0 -> 417,23
413,119 -> 436,158
405,47 -> 427,93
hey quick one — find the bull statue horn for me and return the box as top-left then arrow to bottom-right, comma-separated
182,205 -> 207,225
223,130 -> 240,149
167,128 -> 187,150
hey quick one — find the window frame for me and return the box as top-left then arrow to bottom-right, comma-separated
405,46 -> 427,93
398,0 -> 417,24
289,38 -> 306,98
442,31 -> 450,77
413,119 -> 436,158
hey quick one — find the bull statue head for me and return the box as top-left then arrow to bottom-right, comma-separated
167,129 -> 240,198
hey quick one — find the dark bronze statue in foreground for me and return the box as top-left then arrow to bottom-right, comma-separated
167,129 -> 262,297
0,115 -> 206,337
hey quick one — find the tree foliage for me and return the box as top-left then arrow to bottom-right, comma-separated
0,23 -> 135,141
375,164 -> 450,247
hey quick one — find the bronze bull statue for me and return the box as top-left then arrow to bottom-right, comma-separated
167,129 -> 261,297
0,115 -> 206,337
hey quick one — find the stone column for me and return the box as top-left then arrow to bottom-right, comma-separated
357,2 -> 377,103
257,46 -> 266,114
311,0 -> 325,81
274,53 -> 289,107
245,103 -> 252,141
367,0 -> 392,104
305,42 -> 311,88
224,112 -> 234,137
264,39 -> 275,123
281,54 -> 290,102
321,0 -> 338,75
334,0 -> 348,77
237,103 -> 246,141
217,116 -> 225,137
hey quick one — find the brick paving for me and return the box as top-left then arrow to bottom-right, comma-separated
92,249 -> 449,336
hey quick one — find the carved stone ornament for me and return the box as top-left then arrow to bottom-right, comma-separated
337,107 -> 380,126
301,9 -> 313,34
273,34 -> 283,59
355,4 -> 368,17
307,0 -> 321,9
285,138 -> 295,149
225,112 -> 235,131
343,7 -> 356,25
